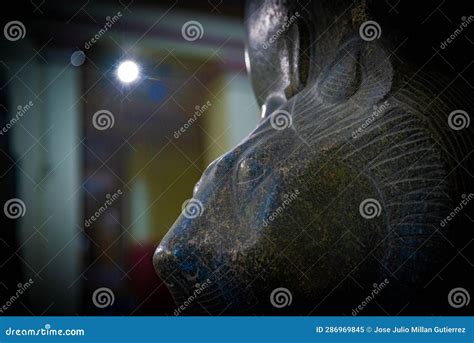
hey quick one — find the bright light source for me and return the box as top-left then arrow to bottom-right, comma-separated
117,60 -> 139,83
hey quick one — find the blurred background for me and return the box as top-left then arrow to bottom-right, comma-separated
0,0 -> 259,315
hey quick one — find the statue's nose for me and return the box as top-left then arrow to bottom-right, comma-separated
153,239 -> 202,287
153,244 -> 178,283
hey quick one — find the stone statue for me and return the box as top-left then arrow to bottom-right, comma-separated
154,0 -> 473,315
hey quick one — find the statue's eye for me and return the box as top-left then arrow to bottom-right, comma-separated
237,157 -> 265,185
192,152 -> 240,197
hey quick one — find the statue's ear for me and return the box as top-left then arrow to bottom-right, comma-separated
245,2 -> 314,118
259,16 -> 312,118
282,16 -> 311,100
316,39 -> 393,107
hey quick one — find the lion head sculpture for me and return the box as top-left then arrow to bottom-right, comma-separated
154,0 -> 473,315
